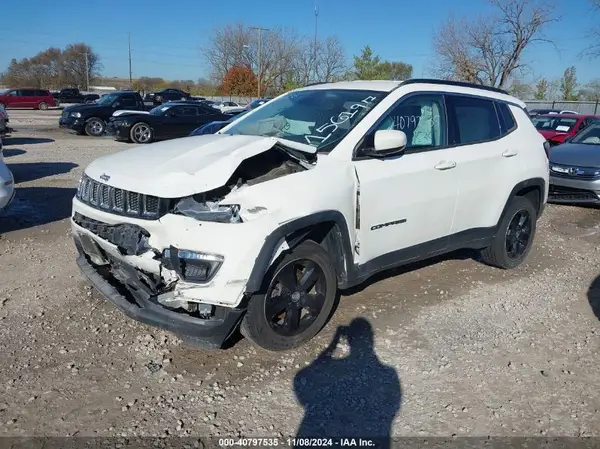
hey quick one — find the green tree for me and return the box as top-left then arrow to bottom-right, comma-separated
353,46 -> 382,80
534,78 -> 549,100
352,46 -> 413,80
560,66 -> 579,101
378,61 -> 413,80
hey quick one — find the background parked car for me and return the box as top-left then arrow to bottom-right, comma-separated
214,101 -> 244,113
548,121 -> 600,204
529,108 -> 578,117
144,88 -> 191,105
59,91 -> 153,137
107,101 -> 232,143
0,88 -> 56,110
0,105 -> 8,136
52,88 -> 100,106
189,111 -> 248,136
531,114 -> 600,146
244,98 -> 272,110
0,138 -> 15,213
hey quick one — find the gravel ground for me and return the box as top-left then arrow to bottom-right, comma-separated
0,109 -> 599,439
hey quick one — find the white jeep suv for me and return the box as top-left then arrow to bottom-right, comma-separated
72,79 -> 549,351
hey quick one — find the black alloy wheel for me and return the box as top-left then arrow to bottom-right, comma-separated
240,240 -> 338,351
265,259 -> 326,337
505,209 -> 532,260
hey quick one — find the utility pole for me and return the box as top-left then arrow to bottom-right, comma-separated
313,3 -> 319,81
250,26 -> 269,98
84,52 -> 90,92
128,33 -> 133,89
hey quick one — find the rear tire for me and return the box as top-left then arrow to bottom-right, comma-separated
85,117 -> 105,137
240,240 -> 337,351
479,196 -> 537,269
38,102 -> 48,110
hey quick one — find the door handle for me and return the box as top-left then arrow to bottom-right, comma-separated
502,149 -> 518,157
434,160 -> 457,170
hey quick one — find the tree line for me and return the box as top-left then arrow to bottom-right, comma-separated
0,43 -> 101,90
1,0 -> 599,98
202,23 -> 412,96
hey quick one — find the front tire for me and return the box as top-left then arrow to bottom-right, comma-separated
84,117 -> 105,137
130,122 -> 153,144
480,196 -> 537,269
38,102 -> 48,110
240,240 -> 337,351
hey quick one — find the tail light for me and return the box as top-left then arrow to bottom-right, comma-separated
543,141 -> 550,159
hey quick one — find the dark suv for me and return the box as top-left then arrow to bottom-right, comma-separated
145,88 -> 191,105
0,88 -> 57,110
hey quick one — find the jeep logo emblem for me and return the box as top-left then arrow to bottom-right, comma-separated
99,173 -> 110,182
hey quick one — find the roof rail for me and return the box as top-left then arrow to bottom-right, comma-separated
401,78 -> 509,95
303,81 -> 331,87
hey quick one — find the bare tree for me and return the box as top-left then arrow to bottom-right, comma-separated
203,23 -> 347,95
432,0 -> 558,88
315,36 -> 347,82
202,24 -> 301,95
582,0 -> 600,58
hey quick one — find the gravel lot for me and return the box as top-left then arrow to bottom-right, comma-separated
0,109 -> 599,439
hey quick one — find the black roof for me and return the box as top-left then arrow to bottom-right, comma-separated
401,79 -> 509,95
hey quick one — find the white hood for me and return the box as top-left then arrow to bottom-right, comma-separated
85,134 -> 316,198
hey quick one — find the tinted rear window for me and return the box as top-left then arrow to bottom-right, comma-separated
496,102 -> 517,133
446,95 -> 501,145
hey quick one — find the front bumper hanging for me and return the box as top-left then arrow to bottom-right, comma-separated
73,235 -> 245,350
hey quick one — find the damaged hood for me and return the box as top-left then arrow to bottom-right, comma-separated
85,134 -> 317,198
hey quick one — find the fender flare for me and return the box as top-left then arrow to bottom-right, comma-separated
498,177 -> 546,225
244,210 -> 355,294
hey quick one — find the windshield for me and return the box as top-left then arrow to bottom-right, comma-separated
224,89 -> 386,152
532,116 -> 578,132
97,93 -> 120,106
571,122 -> 600,144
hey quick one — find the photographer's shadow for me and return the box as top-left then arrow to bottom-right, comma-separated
294,318 -> 401,444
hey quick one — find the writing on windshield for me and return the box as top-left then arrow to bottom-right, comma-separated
223,89 -> 386,152
304,96 -> 378,146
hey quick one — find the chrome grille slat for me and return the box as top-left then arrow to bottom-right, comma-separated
75,174 -> 161,220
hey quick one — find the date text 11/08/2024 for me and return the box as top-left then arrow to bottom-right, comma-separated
219,438 -> 378,447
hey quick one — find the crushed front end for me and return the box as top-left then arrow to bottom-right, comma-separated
71,144 -> 313,349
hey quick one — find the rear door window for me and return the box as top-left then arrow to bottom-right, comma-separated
446,95 -> 502,145
495,102 -> 517,134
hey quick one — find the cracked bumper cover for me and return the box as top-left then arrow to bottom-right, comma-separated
70,197 -> 281,347
74,238 -> 244,349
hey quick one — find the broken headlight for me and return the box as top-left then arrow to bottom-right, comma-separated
163,247 -> 224,283
173,196 -> 241,223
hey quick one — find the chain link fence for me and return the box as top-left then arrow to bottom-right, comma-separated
525,100 -> 600,115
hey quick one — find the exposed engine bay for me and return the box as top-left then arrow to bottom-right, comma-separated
172,145 -> 312,222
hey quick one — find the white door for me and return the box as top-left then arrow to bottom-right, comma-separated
353,93 -> 459,264
445,96 -> 522,233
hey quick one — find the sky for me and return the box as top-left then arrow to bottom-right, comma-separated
1,0 -> 598,85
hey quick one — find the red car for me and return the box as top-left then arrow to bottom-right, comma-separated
0,88 -> 57,110
532,114 -> 600,146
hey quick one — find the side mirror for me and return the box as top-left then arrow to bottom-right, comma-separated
112,101 -> 122,108
364,130 -> 408,157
